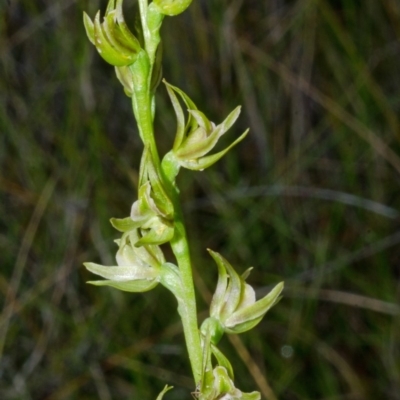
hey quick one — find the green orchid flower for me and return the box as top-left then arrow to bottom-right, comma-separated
163,80 -> 249,171
84,229 -> 165,292
204,250 -> 284,337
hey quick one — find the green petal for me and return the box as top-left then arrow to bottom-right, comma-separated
84,262 -> 158,281
88,278 -> 158,292
83,12 -> 95,45
164,83 -> 186,149
211,343 -> 234,379
123,230 -> 165,269
225,282 -> 284,333
110,217 -> 141,232
188,109 -> 213,132
105,0 -> 116,15
163,80 -> 198,133
179,129 -> 249,171
116,0 -> 142,49
208,249 -> 229,318
93,12 -> 133,66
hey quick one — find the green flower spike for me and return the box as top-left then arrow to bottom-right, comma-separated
163,80 -> 249,171
84,229 -> 165,292
205,250 -> 284,336
111,148 -> 175,246
83,0 -> 142,67
153,0 -> 192,16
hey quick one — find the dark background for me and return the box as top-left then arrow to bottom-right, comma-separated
1,0 -> 400,399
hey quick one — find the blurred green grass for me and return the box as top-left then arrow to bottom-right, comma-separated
1,0 -> 400,398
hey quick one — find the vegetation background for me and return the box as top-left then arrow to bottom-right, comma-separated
1,0 -> 400,398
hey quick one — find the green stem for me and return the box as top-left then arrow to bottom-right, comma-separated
133,0 -> 202,386
170,200 -> 203,384
130,51 -> 160,164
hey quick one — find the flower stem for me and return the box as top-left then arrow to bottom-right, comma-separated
170,200 -> 203,384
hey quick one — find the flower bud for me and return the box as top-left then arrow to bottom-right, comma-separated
152,0 -> 192,16
163,80 -> 249,171
207,250 -> 284,335
84,230 -> 165,292
83,0 -> 142,67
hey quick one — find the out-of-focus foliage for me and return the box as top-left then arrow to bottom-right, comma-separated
1,0 -> 399,399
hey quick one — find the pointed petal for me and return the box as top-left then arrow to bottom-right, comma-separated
188,109 -> 213,132
93,12 -> 132,66
83,12 -> 95,45
237,283 -> 256,310
84,262 -> 158,281
105,0 -> 116,14
219,256 -> 243,320
116,0 -> 142,49
211,343 -> 234,379
164,82 -> 186,149
110,216 -> 141,232
225,282 -> 284,332
208,249 -> 229,318
88,278 -> 158,292
179,129 -> 249,171
163,80 -> 198,134
241,267 -> 253,280
121,230 -> 165,269
216,106 -> 242,137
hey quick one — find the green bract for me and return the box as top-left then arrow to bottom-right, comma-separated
153,0 -> 192,16
207,250 -> 284,335
83,0 -> 142,66
163,80 -> 249,171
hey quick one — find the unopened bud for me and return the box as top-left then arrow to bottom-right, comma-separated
153,0 -> 192,16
